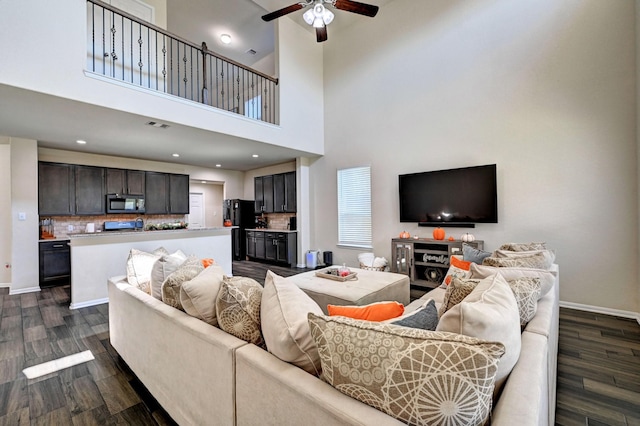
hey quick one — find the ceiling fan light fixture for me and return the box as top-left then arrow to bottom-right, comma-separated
312,17 -> 324,28
303,8 -> 314,25
220,34 -> 231,44
323,9 -> 334,25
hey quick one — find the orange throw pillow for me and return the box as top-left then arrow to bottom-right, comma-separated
201,258 -> 215,268
327,301 -> 405,322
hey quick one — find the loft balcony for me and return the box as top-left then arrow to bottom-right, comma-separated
86,0 -> 279,125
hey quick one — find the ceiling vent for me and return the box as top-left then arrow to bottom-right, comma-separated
146,121 -> 170,129
246,49 -> 257,55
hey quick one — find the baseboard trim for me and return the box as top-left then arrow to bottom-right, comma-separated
559,300 -> 640,325
70,297 -> 109,310
296,263 -> 307,268
0,283 -> 10,288
9,286 -> 41,295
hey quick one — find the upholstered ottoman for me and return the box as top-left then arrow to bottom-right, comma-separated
286,267 -> 410,314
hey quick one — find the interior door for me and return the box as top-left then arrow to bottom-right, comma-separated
188,193 -> 204,228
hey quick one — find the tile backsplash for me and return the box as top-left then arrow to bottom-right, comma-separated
42,214 -> 186,239
262,213 -> 296,230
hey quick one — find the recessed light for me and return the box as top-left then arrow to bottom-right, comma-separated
252,154 -> 259,158
172,153 -> 180,158
201,181 -> 206,184
215,164 -> 222,168
76,140 -> 87,145
220,34 -> 231,44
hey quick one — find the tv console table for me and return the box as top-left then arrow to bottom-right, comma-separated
391,238 -> 484,290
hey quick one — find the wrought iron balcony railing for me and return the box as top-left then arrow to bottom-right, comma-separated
86,0 -> 278,124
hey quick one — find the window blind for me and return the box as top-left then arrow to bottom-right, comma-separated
337,166 -> 372,248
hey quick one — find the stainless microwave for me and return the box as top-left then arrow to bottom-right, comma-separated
106,194 -> 145,214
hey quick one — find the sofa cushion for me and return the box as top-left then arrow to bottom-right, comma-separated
506,277 -> 542,326
499,242 -> 547,251
327,301 -> 404,321
439,277 -> 481,316
150,250 -> 188,300
179,264 -> 226,326
462,243 -> 492,264
469,263 -> 557,298
216,276 -> 265,348
388,298 -> 439,331
161,256 -> 204,310
308,313 -> 505,426
126,248 -> 165,294
482,252 -> 551,270
439,255 -> 472,289
261,271 -> 323,376
436,273 -> 521,396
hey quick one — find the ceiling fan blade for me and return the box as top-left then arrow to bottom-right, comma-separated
333,0 -> 379,17
316,26 -> 328,42
262,3 -> 305,22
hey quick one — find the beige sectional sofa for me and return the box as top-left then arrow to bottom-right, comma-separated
108,262 -> 558,426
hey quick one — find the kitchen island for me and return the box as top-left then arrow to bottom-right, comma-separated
68,227 -> 232,309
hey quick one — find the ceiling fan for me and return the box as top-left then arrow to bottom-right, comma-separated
262,0 -> 379,43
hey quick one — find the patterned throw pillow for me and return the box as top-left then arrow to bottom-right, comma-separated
469,263 -> 557,299
150,250 -> 188,300
439,255 -> 472,289
482,252 -> 550,269
499,242 -> 547,252
308,313 -> 505,426
216,276 -> 265,348
506,277 -> 542,326
439,277 -> 481,317
161,256 -> 204,310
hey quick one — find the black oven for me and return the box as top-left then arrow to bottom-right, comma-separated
106,194 -> 145,214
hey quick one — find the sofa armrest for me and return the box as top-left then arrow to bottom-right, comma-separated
108,279 -> 247,426
493,331 -> 549,426
235,344 -> 405,426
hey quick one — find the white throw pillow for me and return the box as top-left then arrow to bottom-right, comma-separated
261,270 -> 324,376
436,273 -> 521,396
180,265 -> 226,326
494,249 -> 555,268
126,249 -> 161,293
150,250 -> 188,300
469,263 -> 557,298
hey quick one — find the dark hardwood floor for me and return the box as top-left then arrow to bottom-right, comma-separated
0,261 -> 638,425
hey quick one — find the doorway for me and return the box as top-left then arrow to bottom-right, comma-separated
188,193 -> 205,228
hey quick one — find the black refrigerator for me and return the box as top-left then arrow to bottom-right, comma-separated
224,199 -> 255,260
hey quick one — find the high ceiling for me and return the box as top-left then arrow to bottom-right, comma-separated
0,0 -> 391,171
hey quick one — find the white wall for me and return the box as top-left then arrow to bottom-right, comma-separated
10,138 -> 39,294
0,139 -> 11,285
316,0 -> 639,314
0,0 -> 323,155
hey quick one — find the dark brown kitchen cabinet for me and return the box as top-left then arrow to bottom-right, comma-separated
274,172 -> 296,213
106,168 -> 145,195
38,162 -> 74,215
145,172 -> 189,214
169,174 -> 190,214
145,172 -> 169,214
74,165 -> 105,215
254,175 -> 274,213
247,230 -> 297,265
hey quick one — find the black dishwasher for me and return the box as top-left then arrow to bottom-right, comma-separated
39,240 -> 70,286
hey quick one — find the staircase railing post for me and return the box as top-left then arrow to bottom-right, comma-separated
201,42 -> 209,105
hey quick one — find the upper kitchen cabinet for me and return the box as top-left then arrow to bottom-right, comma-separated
274,172 -> 296,213
145,172 -> 169,214
169,174 -> 189,214
106,168 -> 145,195
256,172 -> 296,214
39,162 -> 75,216
145,172 -> 190,214
74,165 -> 105,215
254,175 -> 274,214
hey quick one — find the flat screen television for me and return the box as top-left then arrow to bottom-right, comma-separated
399,164 -> 498,227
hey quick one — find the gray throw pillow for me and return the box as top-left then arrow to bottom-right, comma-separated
390,299 -> 439,331
462,243 -> 491,264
